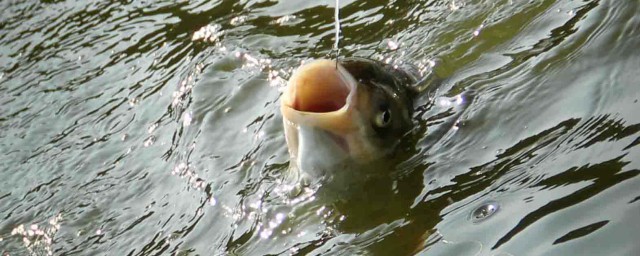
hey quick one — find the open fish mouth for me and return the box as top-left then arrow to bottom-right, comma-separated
281,59 -> 363,171
281,59 -> 358,133
284,60 -> 353,112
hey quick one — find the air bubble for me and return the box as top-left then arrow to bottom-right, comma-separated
470,201 -> 500,223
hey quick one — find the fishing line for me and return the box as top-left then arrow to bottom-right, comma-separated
334,0 -> 341,69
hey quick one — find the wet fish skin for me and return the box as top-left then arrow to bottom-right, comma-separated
281,57 -> 420,177
339,57 -> 417,154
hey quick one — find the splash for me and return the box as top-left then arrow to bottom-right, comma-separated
230,15 -> 248,26
273,15 -> 301,26
191,24 -> 224,43
10,214 -> 62,256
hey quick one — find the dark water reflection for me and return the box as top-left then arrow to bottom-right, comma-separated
1,0 -> 639,255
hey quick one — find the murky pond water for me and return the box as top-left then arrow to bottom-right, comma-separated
1,0 -> 639,255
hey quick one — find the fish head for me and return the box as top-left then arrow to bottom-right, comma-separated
280,58 -> 415,177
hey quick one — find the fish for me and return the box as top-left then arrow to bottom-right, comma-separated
280,58 -> 421,181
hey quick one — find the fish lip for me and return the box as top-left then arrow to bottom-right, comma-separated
280,59 -> 359,133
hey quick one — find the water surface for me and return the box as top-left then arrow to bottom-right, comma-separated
1,0 -> 639,255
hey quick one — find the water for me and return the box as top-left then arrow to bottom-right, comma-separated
1,0 -> 639,255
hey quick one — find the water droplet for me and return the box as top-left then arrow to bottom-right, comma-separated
147,123 -> 158,133
450,0 -> 461,11
274,15 -> 299,25
260,229 -> 273,239
387,40 -> 399,50
473,24 -> 485,37
191,24 -> 224,43
470,201 -> 500,223
230,15 -> 247,26
143,136 -> 156,147
182,112 -> 192,127
455,94 -> 464,105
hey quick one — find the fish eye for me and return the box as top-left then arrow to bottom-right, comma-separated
374,107 -> 392,128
